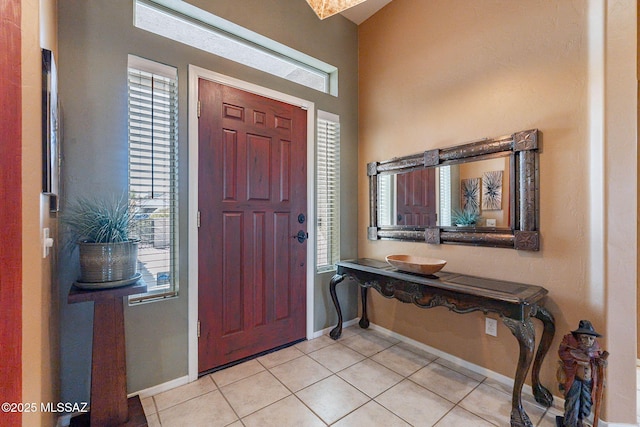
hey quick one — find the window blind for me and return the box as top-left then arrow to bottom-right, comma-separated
316,111 -> 340,272
439,165 -> 452,227
127,55 -> 179,302
377,174 -> 394,226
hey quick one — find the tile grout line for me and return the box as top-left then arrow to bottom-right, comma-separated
208,370 -> 247,426
148,327 -> 551,426
337,330 -> 505,426
323,336 -> 429,426
260,355 -> 330,426
258,344 -> 398,426
152,375 -> 220,423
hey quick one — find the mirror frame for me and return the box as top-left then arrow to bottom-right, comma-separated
368,129 -> 540,251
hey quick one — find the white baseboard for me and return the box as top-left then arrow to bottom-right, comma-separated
130,375 -> 190,399
365,322 -> 566,413
312,318 -> 360,339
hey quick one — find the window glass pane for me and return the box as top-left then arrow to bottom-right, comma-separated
316,111 -> 340,272
128,55 -> 179,302
134,0 -> 337,95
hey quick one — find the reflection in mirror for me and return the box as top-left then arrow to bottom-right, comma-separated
377,156 -> 511,228
368,128 -> 539,251
378,168 -> 436,227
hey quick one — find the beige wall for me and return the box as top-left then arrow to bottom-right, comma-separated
22,1 -> 59,426
359,0 -> 636,423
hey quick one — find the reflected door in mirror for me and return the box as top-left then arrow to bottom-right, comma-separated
397,168 -> 436,226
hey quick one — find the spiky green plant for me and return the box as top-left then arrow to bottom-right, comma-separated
62,195 -> 137,243
451,208 -> 481,226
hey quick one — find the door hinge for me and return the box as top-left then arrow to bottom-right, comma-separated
197,320 -> 201,338
197,100 -> 201,118
197,211 -> 201,228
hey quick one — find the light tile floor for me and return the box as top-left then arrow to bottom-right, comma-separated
142,326 -> 564,427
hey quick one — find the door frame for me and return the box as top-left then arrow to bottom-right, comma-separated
188,65 -> 316,381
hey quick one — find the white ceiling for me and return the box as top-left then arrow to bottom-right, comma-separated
339,0 -> 393,25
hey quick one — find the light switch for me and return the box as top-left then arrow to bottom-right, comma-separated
485,317 -> 498,337
42,227 -> 54,258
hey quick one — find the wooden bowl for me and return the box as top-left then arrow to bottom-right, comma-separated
385,254 -> 447,275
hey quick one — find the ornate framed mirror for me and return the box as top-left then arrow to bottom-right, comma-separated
368,129 -> 540,250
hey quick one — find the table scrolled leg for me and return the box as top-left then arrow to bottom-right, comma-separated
358,286 -> 370,329
503,317 -> 535,427
531,305 -> 555,407
329,274 -> 346,340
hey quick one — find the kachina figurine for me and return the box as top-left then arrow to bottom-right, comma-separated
556,320 -> 608,427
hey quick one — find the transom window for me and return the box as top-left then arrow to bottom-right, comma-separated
134,0 -> 338,95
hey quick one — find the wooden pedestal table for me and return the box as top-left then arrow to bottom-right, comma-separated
329,259 -> 556,427
68,281 -> 148,427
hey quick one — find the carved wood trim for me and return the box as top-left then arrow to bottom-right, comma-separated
376,228 -> 424,241
519,151 -> 538,231
425,227 -> 440,244
440,230 -> 516,248
330,259 -> 555,425
376,153 -> 425,175
369,173 -> 377,228
367,161 -> 378,176
367,227 -> 378,240
514,231 -> 540,251
424,149 -> 439,167
513,129 -> 538,151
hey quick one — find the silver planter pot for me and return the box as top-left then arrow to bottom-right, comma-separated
78,240 -> 139,283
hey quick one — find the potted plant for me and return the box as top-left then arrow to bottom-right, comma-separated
451,208 -> 481,227
62,195 -> 140,284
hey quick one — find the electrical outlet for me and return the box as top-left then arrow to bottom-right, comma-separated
485,317 -> 498,336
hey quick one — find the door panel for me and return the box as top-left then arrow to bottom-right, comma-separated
221,212 -> 243,335
222,130 -> 238,200
247,134 -> 271,200
198,80 -> 307,372
396,168 -> 437,226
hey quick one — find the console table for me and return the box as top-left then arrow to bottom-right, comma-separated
329,259 -> 555,427
68,281 -> 148,427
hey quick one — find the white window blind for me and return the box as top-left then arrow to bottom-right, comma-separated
439,165 -> 452,227
316,111 -> 340,272
377,174 -> 395,226
127,55 -> 179,302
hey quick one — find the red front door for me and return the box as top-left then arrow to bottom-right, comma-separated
198,80 -> 307,372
